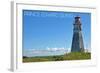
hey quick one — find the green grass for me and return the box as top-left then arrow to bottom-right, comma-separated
23,52 -> 91,63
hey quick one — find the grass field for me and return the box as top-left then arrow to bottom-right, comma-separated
23,52 -> 91,63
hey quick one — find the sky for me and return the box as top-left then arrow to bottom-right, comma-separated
22,10 -> 91,57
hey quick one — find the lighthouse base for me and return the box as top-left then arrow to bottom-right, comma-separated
71,31 -> 84,52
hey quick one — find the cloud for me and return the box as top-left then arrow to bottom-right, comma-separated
84,48 -> 91,52
23,47 -> 71,57
46,47 -> 68,52
47,47 -> 63,51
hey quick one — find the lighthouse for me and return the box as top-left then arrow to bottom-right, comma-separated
71,16 -> 84,52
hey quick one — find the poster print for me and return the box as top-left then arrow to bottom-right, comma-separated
11,2 -> 97,71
